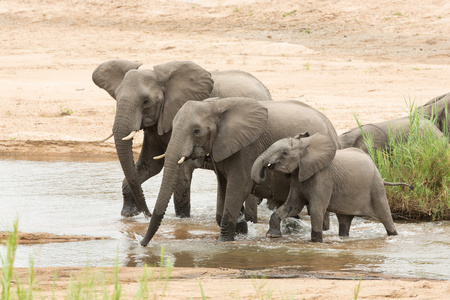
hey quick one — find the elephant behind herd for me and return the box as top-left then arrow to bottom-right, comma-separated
92,59 -> 448,244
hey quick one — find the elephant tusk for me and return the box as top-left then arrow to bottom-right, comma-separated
153,153 -> 166,160
96,131 -> 114,142
122,131 -> 137,141
178,157 -> 186,164
267,163 -> 271,167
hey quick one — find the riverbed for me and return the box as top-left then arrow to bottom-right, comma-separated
0,157 -> 448,280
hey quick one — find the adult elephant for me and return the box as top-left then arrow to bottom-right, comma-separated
140,97 -> 339,245
92,60 -> 272,218
418,92 -> 450,136
338,116 -> 444,153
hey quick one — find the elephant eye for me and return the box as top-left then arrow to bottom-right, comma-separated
281,151 -> 288,156
143,99 -> 149,106
193,129 -> 201,135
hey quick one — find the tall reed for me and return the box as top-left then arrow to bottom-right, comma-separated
359,105 -> 450,220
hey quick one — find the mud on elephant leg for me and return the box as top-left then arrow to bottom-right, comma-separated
267,211 -> 283,238
235,209 -> 248,235
173,161 -> 196,218
121,179 -> 142,217
307,205 -> 330,231
336,214 -> 355,237
244,194 -> 259,223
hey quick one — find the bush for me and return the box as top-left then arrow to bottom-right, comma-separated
360,106 -> 450,220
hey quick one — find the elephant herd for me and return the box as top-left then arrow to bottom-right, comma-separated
92,60 -> 449,246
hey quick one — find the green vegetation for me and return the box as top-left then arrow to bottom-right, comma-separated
0,221 -> 305,299
56,105 -> 74,117
0,221 -> 176,299
282,10 -> 297,18
359,104 -> 450,220
305,61 -> 311,70
353,277 -> 362,300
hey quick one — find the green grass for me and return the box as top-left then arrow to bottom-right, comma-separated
282,9 -> 297,18
0,221 -> 177,299
0,221 -> 301,299
359,104 -> 450,220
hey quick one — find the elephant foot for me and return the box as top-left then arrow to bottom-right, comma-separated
323,212 -> 330,231
266,228 -> 282,238
235,220 -> 248,235
311,231 -> 323,243
121,203 -> 142,217
174,195 -> 191,218
176,212 -> 190,218
338,224 -> 350,237
218,234 -> 235,242
174,201 -> 190,218
387,230 -> 398,236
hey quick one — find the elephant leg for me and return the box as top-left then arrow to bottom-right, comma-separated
336,214 -> 354,237
267,186 -> 303,238
217,172 -> 252,242
307,205 -> 330,231
372,195 -> 398,236
173,160 -> 198,218
235,207 -> 248,235
323,211 -> 331,231
215,172 -> 227,227
308,191 -> 332,242
121,179 -> 141,217
244,194 -> 259,223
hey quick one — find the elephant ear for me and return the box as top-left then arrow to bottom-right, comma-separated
211,97 -> 268,162
436,102 -> 449,133
92,60 -> 142,99
298,133 -> 336,182
154,61 -> 214,135
358,124 -> 389,151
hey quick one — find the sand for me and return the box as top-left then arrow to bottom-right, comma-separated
0,0 -> 449,298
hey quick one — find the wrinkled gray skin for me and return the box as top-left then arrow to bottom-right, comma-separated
418,92 -> 450,136
338,116 -> 444,153
140,97 -> 339,245
251,133 -> 403,242
92,60 -> 272,219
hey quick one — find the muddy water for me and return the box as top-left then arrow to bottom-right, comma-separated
0,157 -> 449,279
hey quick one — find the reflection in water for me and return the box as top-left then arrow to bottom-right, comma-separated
0,157 -> 449,279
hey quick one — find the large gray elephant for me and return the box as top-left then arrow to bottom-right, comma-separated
251,133 -> 412,242
92,60 -> 272,218
140,97 -> 339,245
338,116 -> 444,153
418,92 -> 450,136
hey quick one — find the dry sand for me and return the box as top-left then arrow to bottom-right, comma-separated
1,0 -> 449,298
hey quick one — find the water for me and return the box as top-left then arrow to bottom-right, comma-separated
0,157 -> 449,279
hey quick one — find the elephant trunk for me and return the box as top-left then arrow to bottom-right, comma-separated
251,149 -> 274,184
140,135 -> 185,246
113,101 -> 150,217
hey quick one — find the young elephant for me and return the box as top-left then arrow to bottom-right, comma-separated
338,116 -> 444,154
251,133 -> 409,242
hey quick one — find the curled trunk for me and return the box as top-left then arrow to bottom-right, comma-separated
251,150 -> 273,185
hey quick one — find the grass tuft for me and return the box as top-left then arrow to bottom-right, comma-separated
359,103 -> 450,220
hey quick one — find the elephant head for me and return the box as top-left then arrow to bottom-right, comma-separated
338,124 -> 389,153
92,60 -> 214,216
140,97 -> 268,245
419,92 -> 450,136
251,133 -> 337,184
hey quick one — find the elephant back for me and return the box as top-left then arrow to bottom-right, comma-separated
262,100 -> 339,149
210,70 -> 272,101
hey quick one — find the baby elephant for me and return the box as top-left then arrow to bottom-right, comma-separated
251,132 -> 412,242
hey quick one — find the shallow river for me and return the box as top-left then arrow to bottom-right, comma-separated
0,157 -> 449,279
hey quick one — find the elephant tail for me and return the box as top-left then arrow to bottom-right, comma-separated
384,181 -> 415,191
